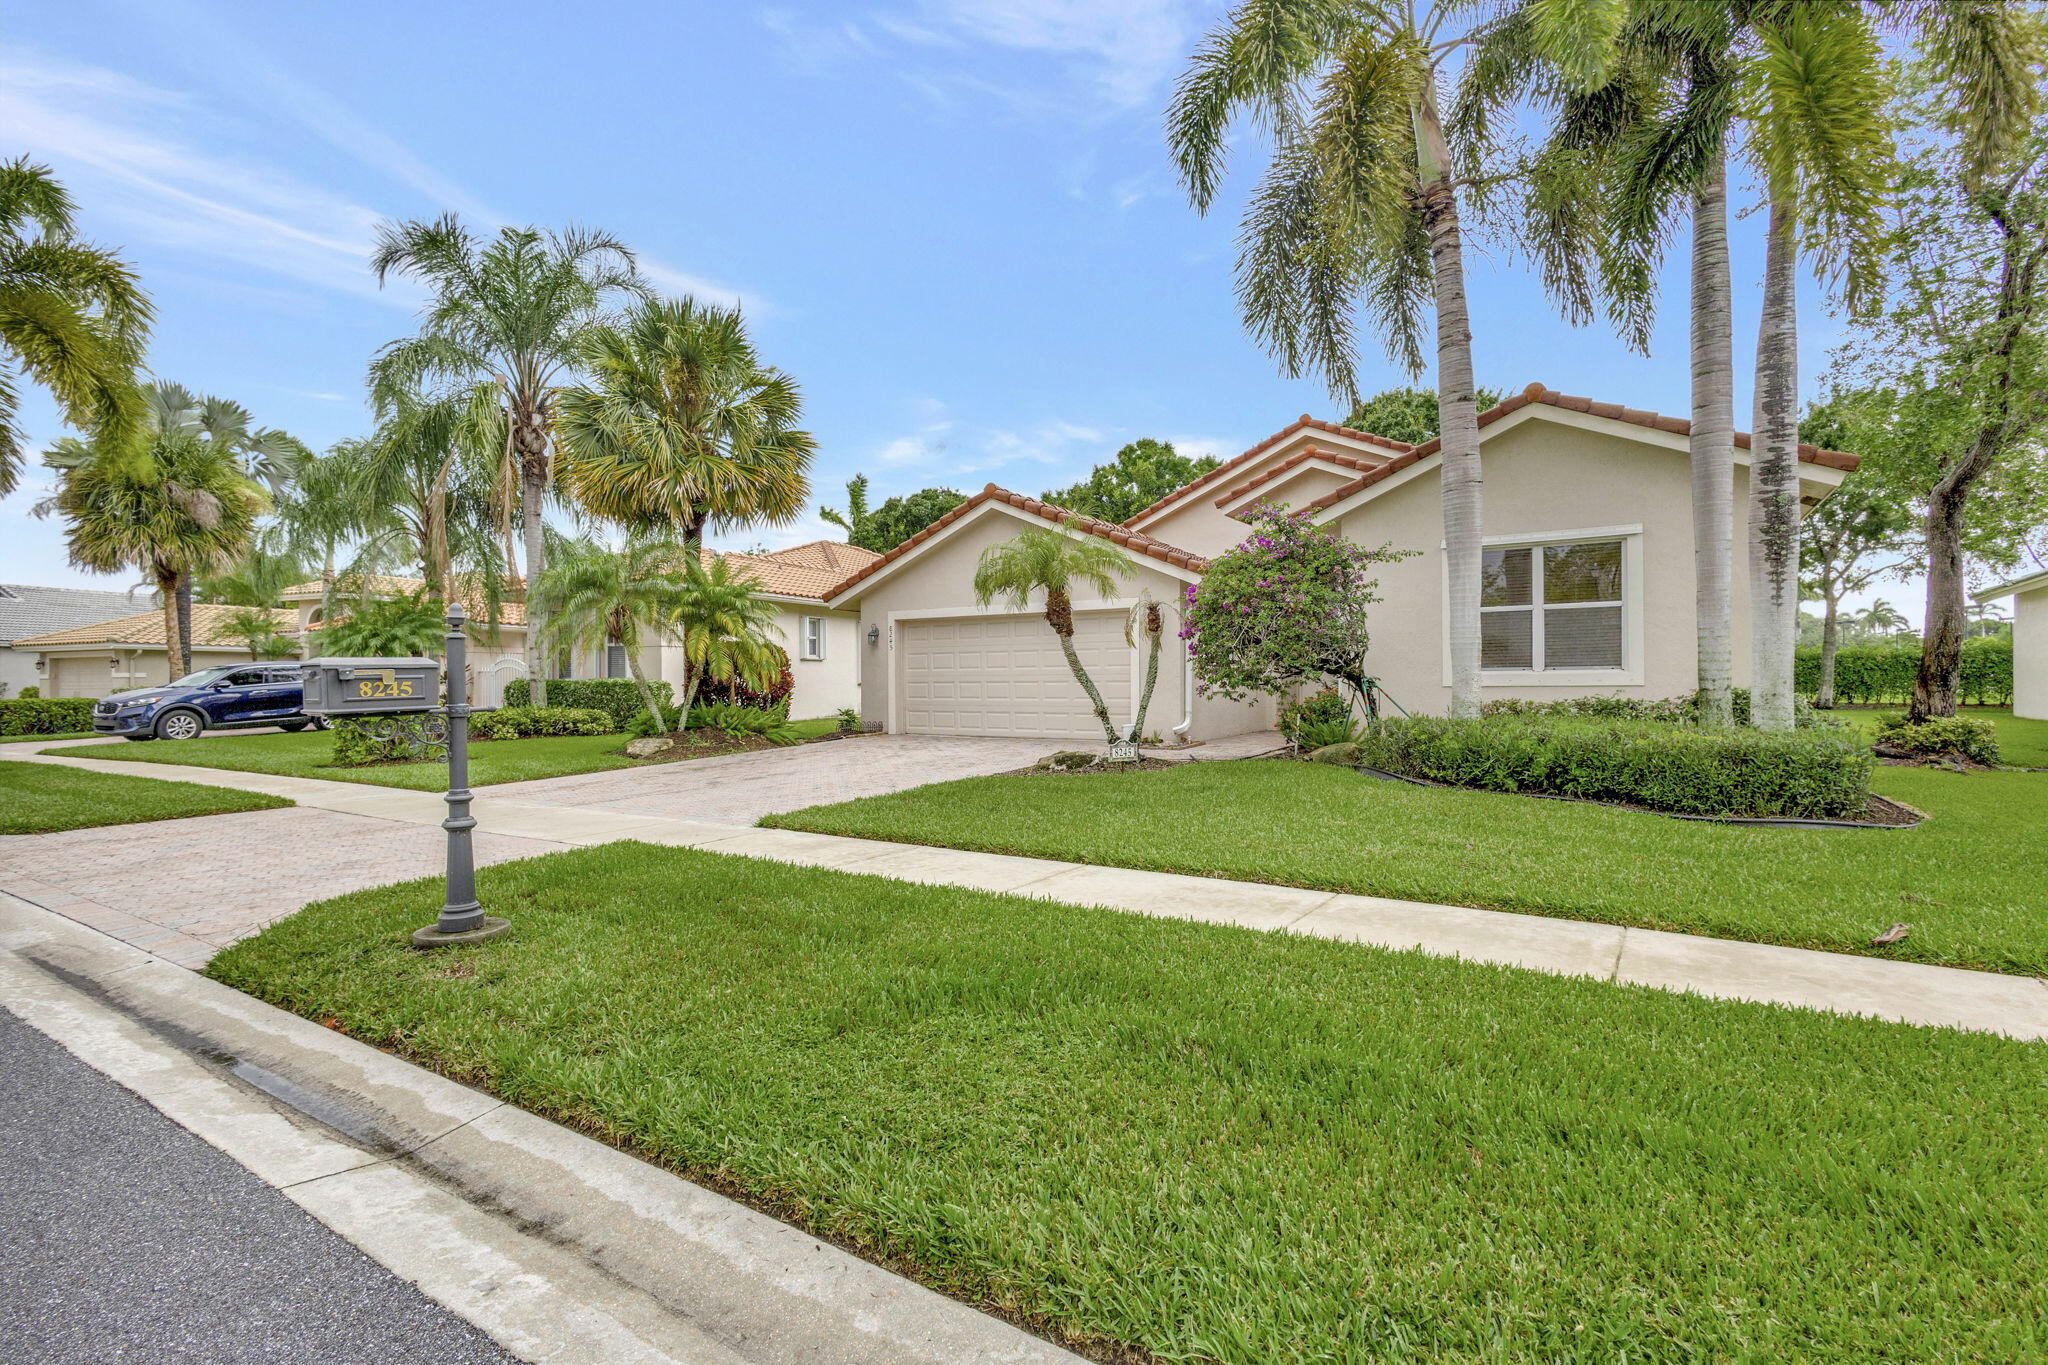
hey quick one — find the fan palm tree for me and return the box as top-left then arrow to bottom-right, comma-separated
555,296 -> 815,550
530,536 -> 684,734
973,522 -> 1135,745
1167,2 -> 1621,717
369,215 -> 646,704
1,157 -> 150,495
669,555 -> 783,716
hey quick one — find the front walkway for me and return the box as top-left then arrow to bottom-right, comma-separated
6,741 -> 2045,1040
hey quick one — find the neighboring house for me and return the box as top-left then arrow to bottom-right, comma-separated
280,540 -> 876,716
14,603 -> 297,698
825,383 -> 1858,742
1975,568 -> 2048,719
0,583 -> 151,697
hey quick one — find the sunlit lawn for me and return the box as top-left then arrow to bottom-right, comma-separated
1,758 -> 290,833
1825,704 -> 2048,766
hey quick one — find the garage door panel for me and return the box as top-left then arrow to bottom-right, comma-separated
901,614 -> 1133,740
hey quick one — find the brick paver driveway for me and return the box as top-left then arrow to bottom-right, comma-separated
488,733 -> 1054,825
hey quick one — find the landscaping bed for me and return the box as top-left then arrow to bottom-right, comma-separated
1,759 -> 290,834
625,721 -> 851,764
767,759 -> 2048,975
206,842 -> 2048,1365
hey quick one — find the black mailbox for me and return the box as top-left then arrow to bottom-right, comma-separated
301,657 -> 441,717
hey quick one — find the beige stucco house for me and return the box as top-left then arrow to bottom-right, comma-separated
1975,567 -> 2048,719
825,383 -> 1858,742
16,604 -> 297,697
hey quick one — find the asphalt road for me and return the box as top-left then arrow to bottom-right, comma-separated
0,1006 -> 520,1364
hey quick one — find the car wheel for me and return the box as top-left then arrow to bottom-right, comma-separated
310,716 -> 331,731
153,709 -> 205,741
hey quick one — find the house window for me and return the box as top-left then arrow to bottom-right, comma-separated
799,616 -> 826,661
1480,538 -> 1625,672
605,643 -> 628,678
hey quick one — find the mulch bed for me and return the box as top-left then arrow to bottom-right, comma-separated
626,728 -> 863,764
1001,756 -> 1181,778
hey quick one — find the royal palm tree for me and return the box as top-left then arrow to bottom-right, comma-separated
555,296 -> 814,552
973,522 -> 1134,746
0,158 -> 150,495
530,536 -> 684,735
1168,2 -> 1618,717
669,555 -> 783,716
369,215 -> 645,704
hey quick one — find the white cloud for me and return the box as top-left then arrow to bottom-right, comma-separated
909,0 -> 1205,109
637,259 -> 766,314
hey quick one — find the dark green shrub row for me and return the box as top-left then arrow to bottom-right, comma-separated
1482,688 -> 1830,729
504,677 -> 671,729
0,697 -> 96,735
1349,716 -> 1873,818
470,706 -> 614,741
1795,638 -> 2012,706
1872,714 -> 2001,765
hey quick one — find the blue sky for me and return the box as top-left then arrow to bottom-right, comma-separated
3,1 -> 1895,611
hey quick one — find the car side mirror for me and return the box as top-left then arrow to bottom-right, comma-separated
208,680 -> 233,690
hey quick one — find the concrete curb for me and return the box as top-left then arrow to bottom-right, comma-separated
0,894 -> 1086,1365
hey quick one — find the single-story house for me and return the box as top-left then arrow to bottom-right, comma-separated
824,383 -> 1857,742
0,583 -> 154,697
15,603 -> 298,698
1975,567 -> 2048,719
280,540 -> 875,715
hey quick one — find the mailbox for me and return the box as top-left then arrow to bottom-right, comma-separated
301,657 -> 442,717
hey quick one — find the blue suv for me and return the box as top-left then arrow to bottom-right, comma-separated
93,663 -> 323,741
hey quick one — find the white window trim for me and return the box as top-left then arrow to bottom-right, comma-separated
799,615 -> 826,661
1440,525 -> 1644,688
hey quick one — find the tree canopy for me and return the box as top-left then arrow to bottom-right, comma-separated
1340,387 -> 1506,446
821,475 -> 964,552
1040,439 -> 1219,524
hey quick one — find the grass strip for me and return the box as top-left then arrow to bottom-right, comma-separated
1,758 -> 290,833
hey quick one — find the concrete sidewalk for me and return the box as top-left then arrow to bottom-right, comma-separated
11,742 -> 2048,1040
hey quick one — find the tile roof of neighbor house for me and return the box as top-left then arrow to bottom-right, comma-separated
1122,416 -> 1415,527
0,584 -> 151,646
711,541 -> 886,599
826,484 -> 1210,601
1212,446 -> 1389,509
1298,382 -> 1863,516
15,604 -> 296,649
280,576 -> 530,626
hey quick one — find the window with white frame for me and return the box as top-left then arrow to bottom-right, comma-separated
1480,538 -> 1626,672
799,615 -> 826,661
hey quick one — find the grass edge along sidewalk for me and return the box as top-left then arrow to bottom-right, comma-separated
1,759 -> 291,834
208,841 -> 2048,1365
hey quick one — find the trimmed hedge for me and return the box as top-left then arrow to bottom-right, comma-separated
1796,638 -> 2013,706
1482,688 -> 1830,729
1349,716 -> 1873,818
0,697 -> 96,736
504,677 -> 670,729
469,706 -> 614,741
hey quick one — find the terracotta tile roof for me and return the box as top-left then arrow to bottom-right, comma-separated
285,575 -> 530,626
827,484 -> 1210,601
1301,382 -> 1862,516
281,574 -> 423,600
758,540 -> 883,574
1212,446 -> 1388,509
1123,416 -> 1414,528
16,604 -> 296,649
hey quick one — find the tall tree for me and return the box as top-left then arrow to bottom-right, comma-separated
822,476 -> 965,552
1797,392 -> 1911,707
1169,2 -> 1613,715
369,215 -> 645,705
529,535 -> 683,735
334,388 -> 502,601
1041,439 -> 1219,523
555,296 -> 814,554
819,474 -> 876,547
1340,385 -> 1503,445
0,158 -> 150,495
972,523 -> 1135,745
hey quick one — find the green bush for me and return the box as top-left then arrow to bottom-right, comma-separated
1871,714 -> 2001,765
504,678 -> 669,730
17,684 -> 40,699
1350,715 -> 1873,818
1480,688 -> 1832,729
0,696 -> 96,735
469,706 -> 613,741
1278,690 -> 1355,747
1796,638 -> 2013,706
693,645 -> 793,711
687,700 -> 802,745
330,716 -> 434,766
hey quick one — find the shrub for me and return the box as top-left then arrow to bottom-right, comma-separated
1795,638 -> 2013,706
0,696 -> 96,735
694,645 -> 793,711
469,706 -> 613,741
1305,741 -> 1362,765
834,707 -> 861,734
17,684 -> 40,699
687,700 -> 802,745
1349,715 -> 1873,818
331,716 -> 434,766
1278,690 -> 1355,747
1479,689 -> 1833,729
504,678 -> 669,730
1871,714 -> 2001,766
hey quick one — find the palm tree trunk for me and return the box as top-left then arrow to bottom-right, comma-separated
156,565 -> 184,680
1414,86 -> 1483,718
1746,201 -> 1801,732
174,574 -> 194,677
1128,604 -> 1163,742
1690,155 -> 1736,724
517,415 -> 549,707
428,454 -> 454,600
1816,588 -> 1842,709
1045,588 -> 1119,744
619,636 -> 670,734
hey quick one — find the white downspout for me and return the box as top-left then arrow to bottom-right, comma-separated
1171,653 -> 1194,745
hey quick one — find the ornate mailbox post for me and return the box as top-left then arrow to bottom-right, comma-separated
302,602 -> 510,948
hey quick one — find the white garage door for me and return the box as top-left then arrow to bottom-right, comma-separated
49,656 -> 109,698
901,613 -> 1132,739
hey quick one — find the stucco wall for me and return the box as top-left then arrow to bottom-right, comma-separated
1330,415 -> 1764,713
37,647 -> 255,698
2016,587 -> 2048,720
766,605 -> 862,718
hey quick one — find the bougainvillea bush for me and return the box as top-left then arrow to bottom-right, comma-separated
1182,506 -> 1410,708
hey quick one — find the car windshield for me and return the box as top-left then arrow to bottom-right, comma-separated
169,666 -> 239,687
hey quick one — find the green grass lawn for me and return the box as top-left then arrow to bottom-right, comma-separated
44,718 -> 840,790
207,842 -> 2048,1365
769,759 -> 2048,975
0,731 -> 96,743
1825,704 -> 2048,767
1,758 -> 290,833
